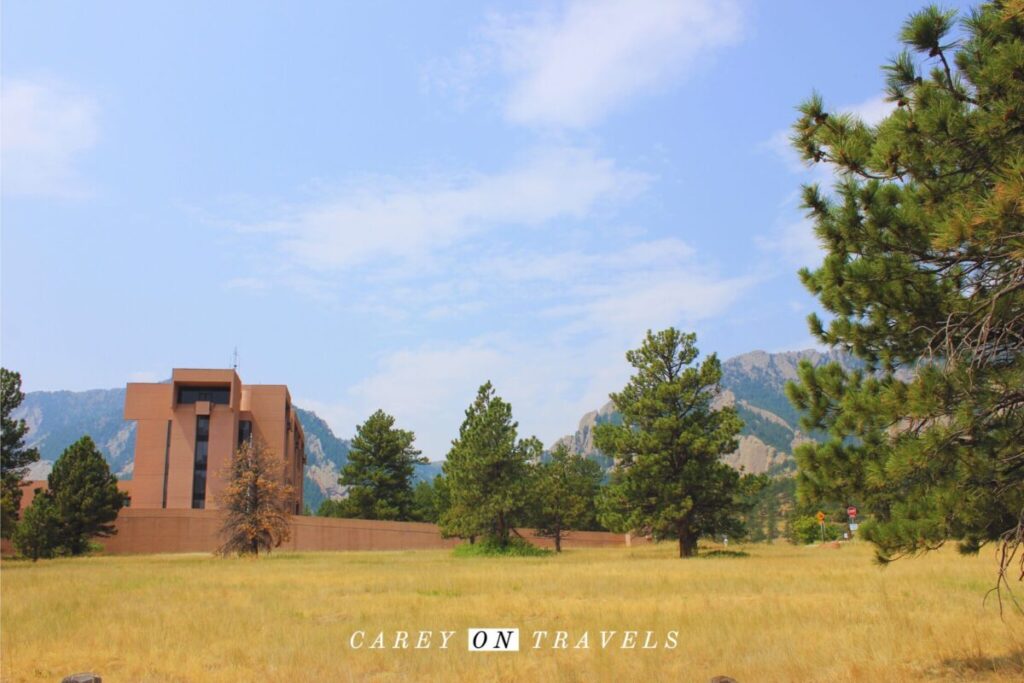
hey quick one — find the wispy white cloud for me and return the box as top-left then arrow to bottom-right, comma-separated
844,94 -> 895,127
755,218 -> 823,269
240,7 -> 762,450
298,341 -> 518,458
760,129 -> 813,177
299,283 -> 757,458
563,268 -> 755,336
479,236 -> 754,334
758,93 -> 894,267
239,146 -> 648,272
1,79 -> 98,198
299,337 -> 605,459
296,237 -> 756,458
335,235 -> 753,334
474,237 -> 695,284
429,0 -> 743,128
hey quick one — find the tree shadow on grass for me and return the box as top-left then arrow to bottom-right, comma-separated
937,649 -> 1024,679
699,550 -> 749,559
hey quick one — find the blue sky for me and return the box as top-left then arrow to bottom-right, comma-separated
1,0 -> 971,458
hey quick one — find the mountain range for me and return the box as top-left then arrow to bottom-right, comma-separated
11,349 -> 853,510
553,348 -> 857,475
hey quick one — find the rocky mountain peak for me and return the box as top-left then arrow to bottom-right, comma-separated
552,348 -> 858,475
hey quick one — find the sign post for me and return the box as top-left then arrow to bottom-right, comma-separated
816,511 -> 826,542
847,506 -> 858,537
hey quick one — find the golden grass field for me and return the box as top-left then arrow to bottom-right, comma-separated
2,541 -> 1022,682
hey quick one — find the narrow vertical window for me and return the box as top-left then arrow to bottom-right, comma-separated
192,415 -> 210,509
162,419 -> 172,508
238,420 -> 252,447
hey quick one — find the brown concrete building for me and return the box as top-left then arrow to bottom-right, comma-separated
124,368 -> 305,513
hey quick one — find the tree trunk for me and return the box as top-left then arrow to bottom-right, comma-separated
497,511 -> 507,546
554,528 -> 562,553
678,528 -> 697,558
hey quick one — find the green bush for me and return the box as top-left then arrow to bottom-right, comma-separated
12,493 -> 62,561
790,516 -> 843,545
452,536 -> 551,558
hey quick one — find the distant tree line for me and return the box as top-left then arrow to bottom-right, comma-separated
317,328 -> 765,557
316,387 -> 606,553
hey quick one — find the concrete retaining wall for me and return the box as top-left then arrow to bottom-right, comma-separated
81,509 -> 634,555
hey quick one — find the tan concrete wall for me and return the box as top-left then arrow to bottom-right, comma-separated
287,516 -> 462,552
167,404 -> 199,508
2,504 -> 643,556
125,383 -> 174,508
16,480 -> 132,510
90,509 -> 633,554
204,405 -> 236,508
239,385 -> 304,513
132,416 -> 170,508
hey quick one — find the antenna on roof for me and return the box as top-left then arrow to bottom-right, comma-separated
232,347 -> 238,371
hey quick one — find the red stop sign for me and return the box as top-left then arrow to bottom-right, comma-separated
847,506 -> 858,518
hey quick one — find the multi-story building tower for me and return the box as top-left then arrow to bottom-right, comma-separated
124,368 -> 305,513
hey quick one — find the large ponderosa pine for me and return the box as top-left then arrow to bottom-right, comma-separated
440,382 -> 542,546
1,368 -> 41,537
47,435 -> 127,554
594,329 -> 755,558
330,409 -> 426,521
531,443 -> 604,552
218,437 -> 293,556
785,3 -> 1024,587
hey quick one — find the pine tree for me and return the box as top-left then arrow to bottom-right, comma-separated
785,3 -> 1024,585
218,437 -> 293,556
439,382 -> 541,547
594,329 -> 755,558
333,410 -> 426,521
1,368 -> 40,537
531,443 -> 604,552
48,435 -> 127,555
765,497 -> 779,544
410,477 -> 442,523
12,492 -> 61,561
432,474 -> 451,523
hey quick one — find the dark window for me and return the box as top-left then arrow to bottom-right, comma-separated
194,440 -> 208,468
178,386 -> 230,405
238,420 -> 252,447
162,419 -> 172,509
192,416 -> 210,509
191,470 -> 206,510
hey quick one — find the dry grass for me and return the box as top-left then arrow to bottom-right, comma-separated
1,541 -> 1022,682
